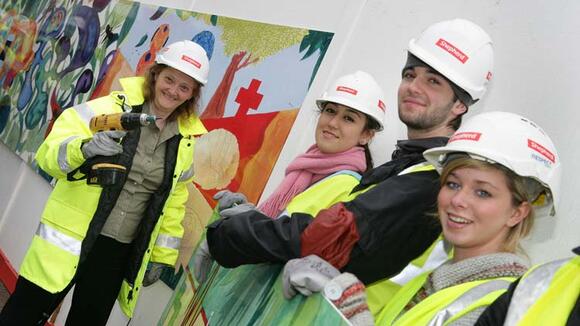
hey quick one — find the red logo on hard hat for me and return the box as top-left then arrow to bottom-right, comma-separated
336,86 -> 358,95
377,100 -> 386,112
528,139 -> 555,163
436,39 -> 468,63
486,71 -> 492,81
181,55 -> 201,68
449,132 -> 481,142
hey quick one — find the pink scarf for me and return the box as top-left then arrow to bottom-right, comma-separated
258,145 -> 367,218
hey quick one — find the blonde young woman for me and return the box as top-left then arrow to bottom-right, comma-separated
282,111 -> 561,325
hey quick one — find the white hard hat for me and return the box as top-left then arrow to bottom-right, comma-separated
155,40 -> 210,85
424,111 -> 561,216
408,19 -> 493,104
316,71 -> 386,130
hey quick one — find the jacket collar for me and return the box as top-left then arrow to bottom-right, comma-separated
391,137 -> 449,160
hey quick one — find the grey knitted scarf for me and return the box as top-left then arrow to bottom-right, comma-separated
426,253 -> 529,294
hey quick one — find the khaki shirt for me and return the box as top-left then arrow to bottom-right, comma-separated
101,103 -> 179,243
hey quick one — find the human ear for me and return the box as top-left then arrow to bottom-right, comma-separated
507,202 -> 532,227
359,129 -> 375,145
451,101 -> 468,117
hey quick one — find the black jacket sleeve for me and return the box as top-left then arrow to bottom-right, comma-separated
342,170 -> 442,284
206,210 -> 313,267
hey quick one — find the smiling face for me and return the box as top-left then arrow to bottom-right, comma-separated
398,66 -> 466,138
151,66 -> 199,118
438,164 -> 531,261
314,102 -> 374,154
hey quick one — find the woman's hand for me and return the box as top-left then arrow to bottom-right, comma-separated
81,130 -> 126,159
213,190 -> 248,211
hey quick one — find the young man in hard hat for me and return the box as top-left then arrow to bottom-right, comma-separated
199,18 -> 494,316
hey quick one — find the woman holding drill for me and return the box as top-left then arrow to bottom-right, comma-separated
0,40 -> 209,325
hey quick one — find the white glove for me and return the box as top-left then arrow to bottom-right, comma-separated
193,239 -> 213,284
142,262 -> 167,287
282,255 -> 340,299
81,130 -> 126,159
213,190 -> 248,211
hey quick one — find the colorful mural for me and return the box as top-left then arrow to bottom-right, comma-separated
0,0 -> 334,322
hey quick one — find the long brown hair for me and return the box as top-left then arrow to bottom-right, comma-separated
142,64 -> 202,121
440,157 -> 535,254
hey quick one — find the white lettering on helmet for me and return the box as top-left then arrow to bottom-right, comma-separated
336,86 -> 358,95
449,132 -> 481,142
181,55 -> 201,68
436,38 -> 469,63
528,139 -> 555,163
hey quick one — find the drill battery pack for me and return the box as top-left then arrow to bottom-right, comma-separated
87,163 -> 127,186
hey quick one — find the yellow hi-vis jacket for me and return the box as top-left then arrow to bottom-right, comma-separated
284,170 -> 362,217
503,255 -> 580,326
359,162 -> 450,319
376,270 -> 515,325
20,77 -> 206,317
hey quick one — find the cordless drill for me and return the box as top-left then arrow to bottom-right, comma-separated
83,112 -> 156,186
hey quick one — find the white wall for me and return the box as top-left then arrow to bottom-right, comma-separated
1,0 -> 579,325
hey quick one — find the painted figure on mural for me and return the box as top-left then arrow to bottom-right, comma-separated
0,40 -> 210,325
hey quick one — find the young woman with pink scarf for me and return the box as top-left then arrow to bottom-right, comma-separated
194,71 -> 386,284
218,70 -> 387,219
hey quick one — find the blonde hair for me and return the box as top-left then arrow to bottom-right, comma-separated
142,64 -> 202,121
440,156 -> 535,254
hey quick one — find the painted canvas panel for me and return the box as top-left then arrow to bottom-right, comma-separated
159,211 -> 350,325
0,0 -> 332,189
0,0 -> 334,322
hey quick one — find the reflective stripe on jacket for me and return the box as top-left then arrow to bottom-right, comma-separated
20,77 -> 206,317
377,270 -> 514,326
283,170 -> 362,217
504,256 -> 580,326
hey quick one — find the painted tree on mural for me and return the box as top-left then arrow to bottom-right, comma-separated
199,16 -> 307,119
300,30 -> 333,87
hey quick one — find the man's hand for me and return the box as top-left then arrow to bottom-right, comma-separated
282,255 -> 340,299
81,130 -> 126,159
193,239 -> 213,284
213,190 -> 248,211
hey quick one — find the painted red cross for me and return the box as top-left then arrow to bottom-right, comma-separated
235,79 -> 263,117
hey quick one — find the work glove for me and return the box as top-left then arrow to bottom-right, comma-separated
142,262 -> 167,287
282,255 -> 340,299
220,203 -> 257,218
213,190 -> 248,211
81,130 -> 127,159
192,201 -> 257,284
193,239 -> 212,284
